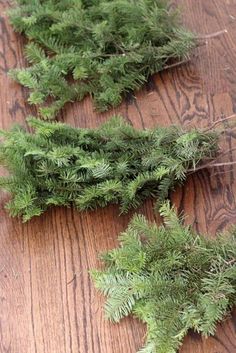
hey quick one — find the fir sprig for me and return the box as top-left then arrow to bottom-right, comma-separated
92,202 -> 236,353
8,0 -> 195,118
0,116 -> 218,221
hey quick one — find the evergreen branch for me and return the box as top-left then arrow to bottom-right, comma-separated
92,202 -> 236,353
8,0 -> 196,119
0,116 -> 219,221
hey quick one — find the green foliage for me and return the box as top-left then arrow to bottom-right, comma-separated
92,202 -> 236,353
0,116 -> 218,221
8,0 -> 195,118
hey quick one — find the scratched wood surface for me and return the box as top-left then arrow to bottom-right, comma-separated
0,0 -> 236,352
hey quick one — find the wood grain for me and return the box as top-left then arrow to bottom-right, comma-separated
0,1 -> 236,352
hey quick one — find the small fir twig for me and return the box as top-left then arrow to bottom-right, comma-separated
92,201 -> 236,353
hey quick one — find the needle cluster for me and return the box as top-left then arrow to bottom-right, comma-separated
0,116 -> 218,221
8,0 -> 195,118
92,202 -> 236,353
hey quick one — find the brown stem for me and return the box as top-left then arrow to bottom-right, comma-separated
214,147 -> 236,160
163,59 -> 190,71
188,161 -> 236,173
210,168 -> 235,177
197,29 -> 228,41
203,114 -> 236,132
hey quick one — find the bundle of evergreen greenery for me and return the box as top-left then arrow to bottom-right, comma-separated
0,116 -> 218,222
92,202 -> 236,353
8,0 -> 195,118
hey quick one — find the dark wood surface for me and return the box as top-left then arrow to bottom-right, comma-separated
0,0 -> 236,352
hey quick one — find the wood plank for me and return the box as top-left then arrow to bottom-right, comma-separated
0,0 -> 235,352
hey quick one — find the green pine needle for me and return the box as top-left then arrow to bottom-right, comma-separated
0,116 -> 218,221
8,0 -> 195,118
92,202 -> 236,353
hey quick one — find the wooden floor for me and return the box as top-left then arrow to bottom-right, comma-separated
0,0 -> 236,352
